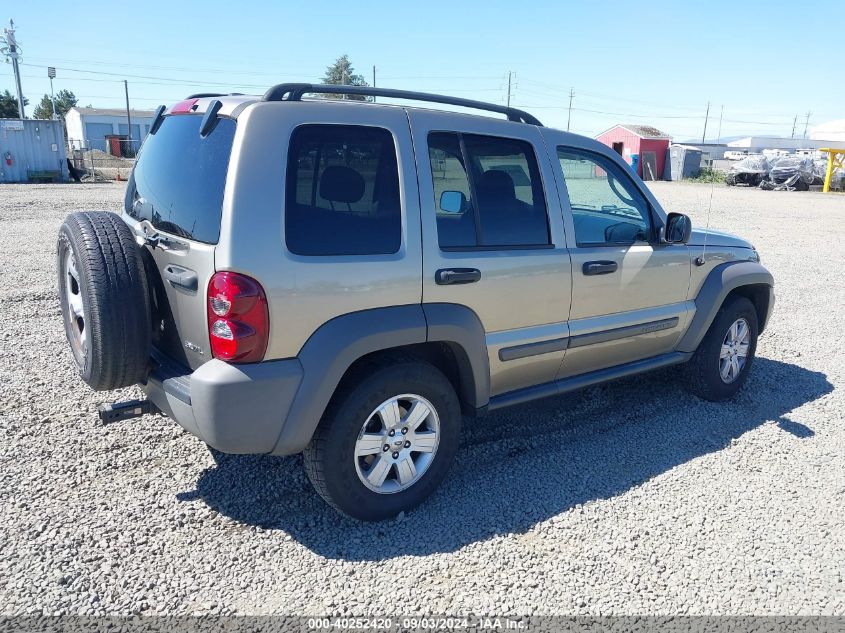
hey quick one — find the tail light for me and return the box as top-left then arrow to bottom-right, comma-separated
207,272 -> 269,363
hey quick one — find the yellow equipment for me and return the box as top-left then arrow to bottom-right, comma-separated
820,148 -> 845,192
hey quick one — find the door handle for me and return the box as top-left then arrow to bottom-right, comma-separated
162,264 -> 198,292
582,260 -> 618,276
435,268 -> 481,285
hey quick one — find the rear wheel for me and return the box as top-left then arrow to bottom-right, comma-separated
684,296 -> 758,401
57,212 -> 151,391
303,358 -> 461,521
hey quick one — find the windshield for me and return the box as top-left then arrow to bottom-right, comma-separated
126,114 -> 236,244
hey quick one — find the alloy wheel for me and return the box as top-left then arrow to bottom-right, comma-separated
719,317 -> 750,383
354,394 -> 440,494
63,249 -> 88,361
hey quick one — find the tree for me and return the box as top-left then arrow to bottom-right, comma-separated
0,89 -> 27,118
33,89 -> 78,120
320,55 -> 371,101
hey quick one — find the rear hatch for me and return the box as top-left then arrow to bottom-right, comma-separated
123,108 -> 236,370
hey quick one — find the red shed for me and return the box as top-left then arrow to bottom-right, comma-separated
595,124 -> 672,180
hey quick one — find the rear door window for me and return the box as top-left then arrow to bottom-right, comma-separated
428,132 -> 550,249
127,115 -> 235,244
285,124 -> 401,256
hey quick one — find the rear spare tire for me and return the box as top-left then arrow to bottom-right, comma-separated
57,211 -> 150,391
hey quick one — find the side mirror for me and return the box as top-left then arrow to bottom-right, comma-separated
665,212 -> 692,244
439,190 -> 467,214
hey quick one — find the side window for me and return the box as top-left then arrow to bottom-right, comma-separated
428,132 -> 550,249
557,149 -> 651,246
286,124 -> 401,256
429,133 -> 476,248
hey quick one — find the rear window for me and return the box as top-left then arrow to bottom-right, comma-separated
127,114 -> 235,244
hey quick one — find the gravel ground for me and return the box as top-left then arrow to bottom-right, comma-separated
0,181 -> 843,616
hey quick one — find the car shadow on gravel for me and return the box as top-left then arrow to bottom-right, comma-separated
182,357 -> 831,560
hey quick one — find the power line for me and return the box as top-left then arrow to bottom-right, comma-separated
520,104 -> 701,119
376,74 -> 501,80
21,62 -> 269,87
14,60 -> 822,138
23,55 -> 321,77
19,56 -> 833,125
516,81 -> 809,123
518,101 -> 798,127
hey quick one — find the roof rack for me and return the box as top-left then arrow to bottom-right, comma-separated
261,83 -> 543,126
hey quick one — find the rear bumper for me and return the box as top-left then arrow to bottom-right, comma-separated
143,354 -> 303,454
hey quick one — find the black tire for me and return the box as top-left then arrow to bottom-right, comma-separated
684,296 -> 758,402
57,211 -> 151,391
303,357 -> 461,521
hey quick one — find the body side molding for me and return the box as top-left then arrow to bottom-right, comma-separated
568,317 -> 679,349
499,336 -> 570,362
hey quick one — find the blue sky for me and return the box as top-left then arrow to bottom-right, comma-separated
5,0 -> 842,140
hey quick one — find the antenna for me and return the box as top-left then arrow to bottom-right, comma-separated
695,104 -> 723,267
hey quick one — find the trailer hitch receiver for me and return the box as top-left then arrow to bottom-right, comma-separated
97,399 -> 159,424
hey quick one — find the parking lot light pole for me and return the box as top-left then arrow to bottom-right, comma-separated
48,66 -> 57,120
124,80 -> 132,156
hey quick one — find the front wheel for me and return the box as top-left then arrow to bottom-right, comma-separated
684,296 -> 758,401
303,358 -> 461,521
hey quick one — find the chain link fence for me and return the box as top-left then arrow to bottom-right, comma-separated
67,138 -> 140,182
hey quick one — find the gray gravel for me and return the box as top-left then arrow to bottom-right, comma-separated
1,181 -> 843,616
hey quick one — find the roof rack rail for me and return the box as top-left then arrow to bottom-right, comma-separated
261,83 -> 543,126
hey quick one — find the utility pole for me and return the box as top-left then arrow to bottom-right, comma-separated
342,67 -> 348,100
803,111 -> 811,139
372,65 -> 376,103
716,104 -> 724,142
1,20 -> 26,118
701,101 -> 710,143
124,80 -> 132,156
506,71 -> 512,108
48,66 -> 57,120
791,115 -> 798,139
566,87 -> 574,132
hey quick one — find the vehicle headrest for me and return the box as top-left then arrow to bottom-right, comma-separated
320,166 -> 365,204
478,169 -> 516,200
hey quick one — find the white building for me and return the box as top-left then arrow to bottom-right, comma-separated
65,107 -> 156,154
726,136 -> 845,152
